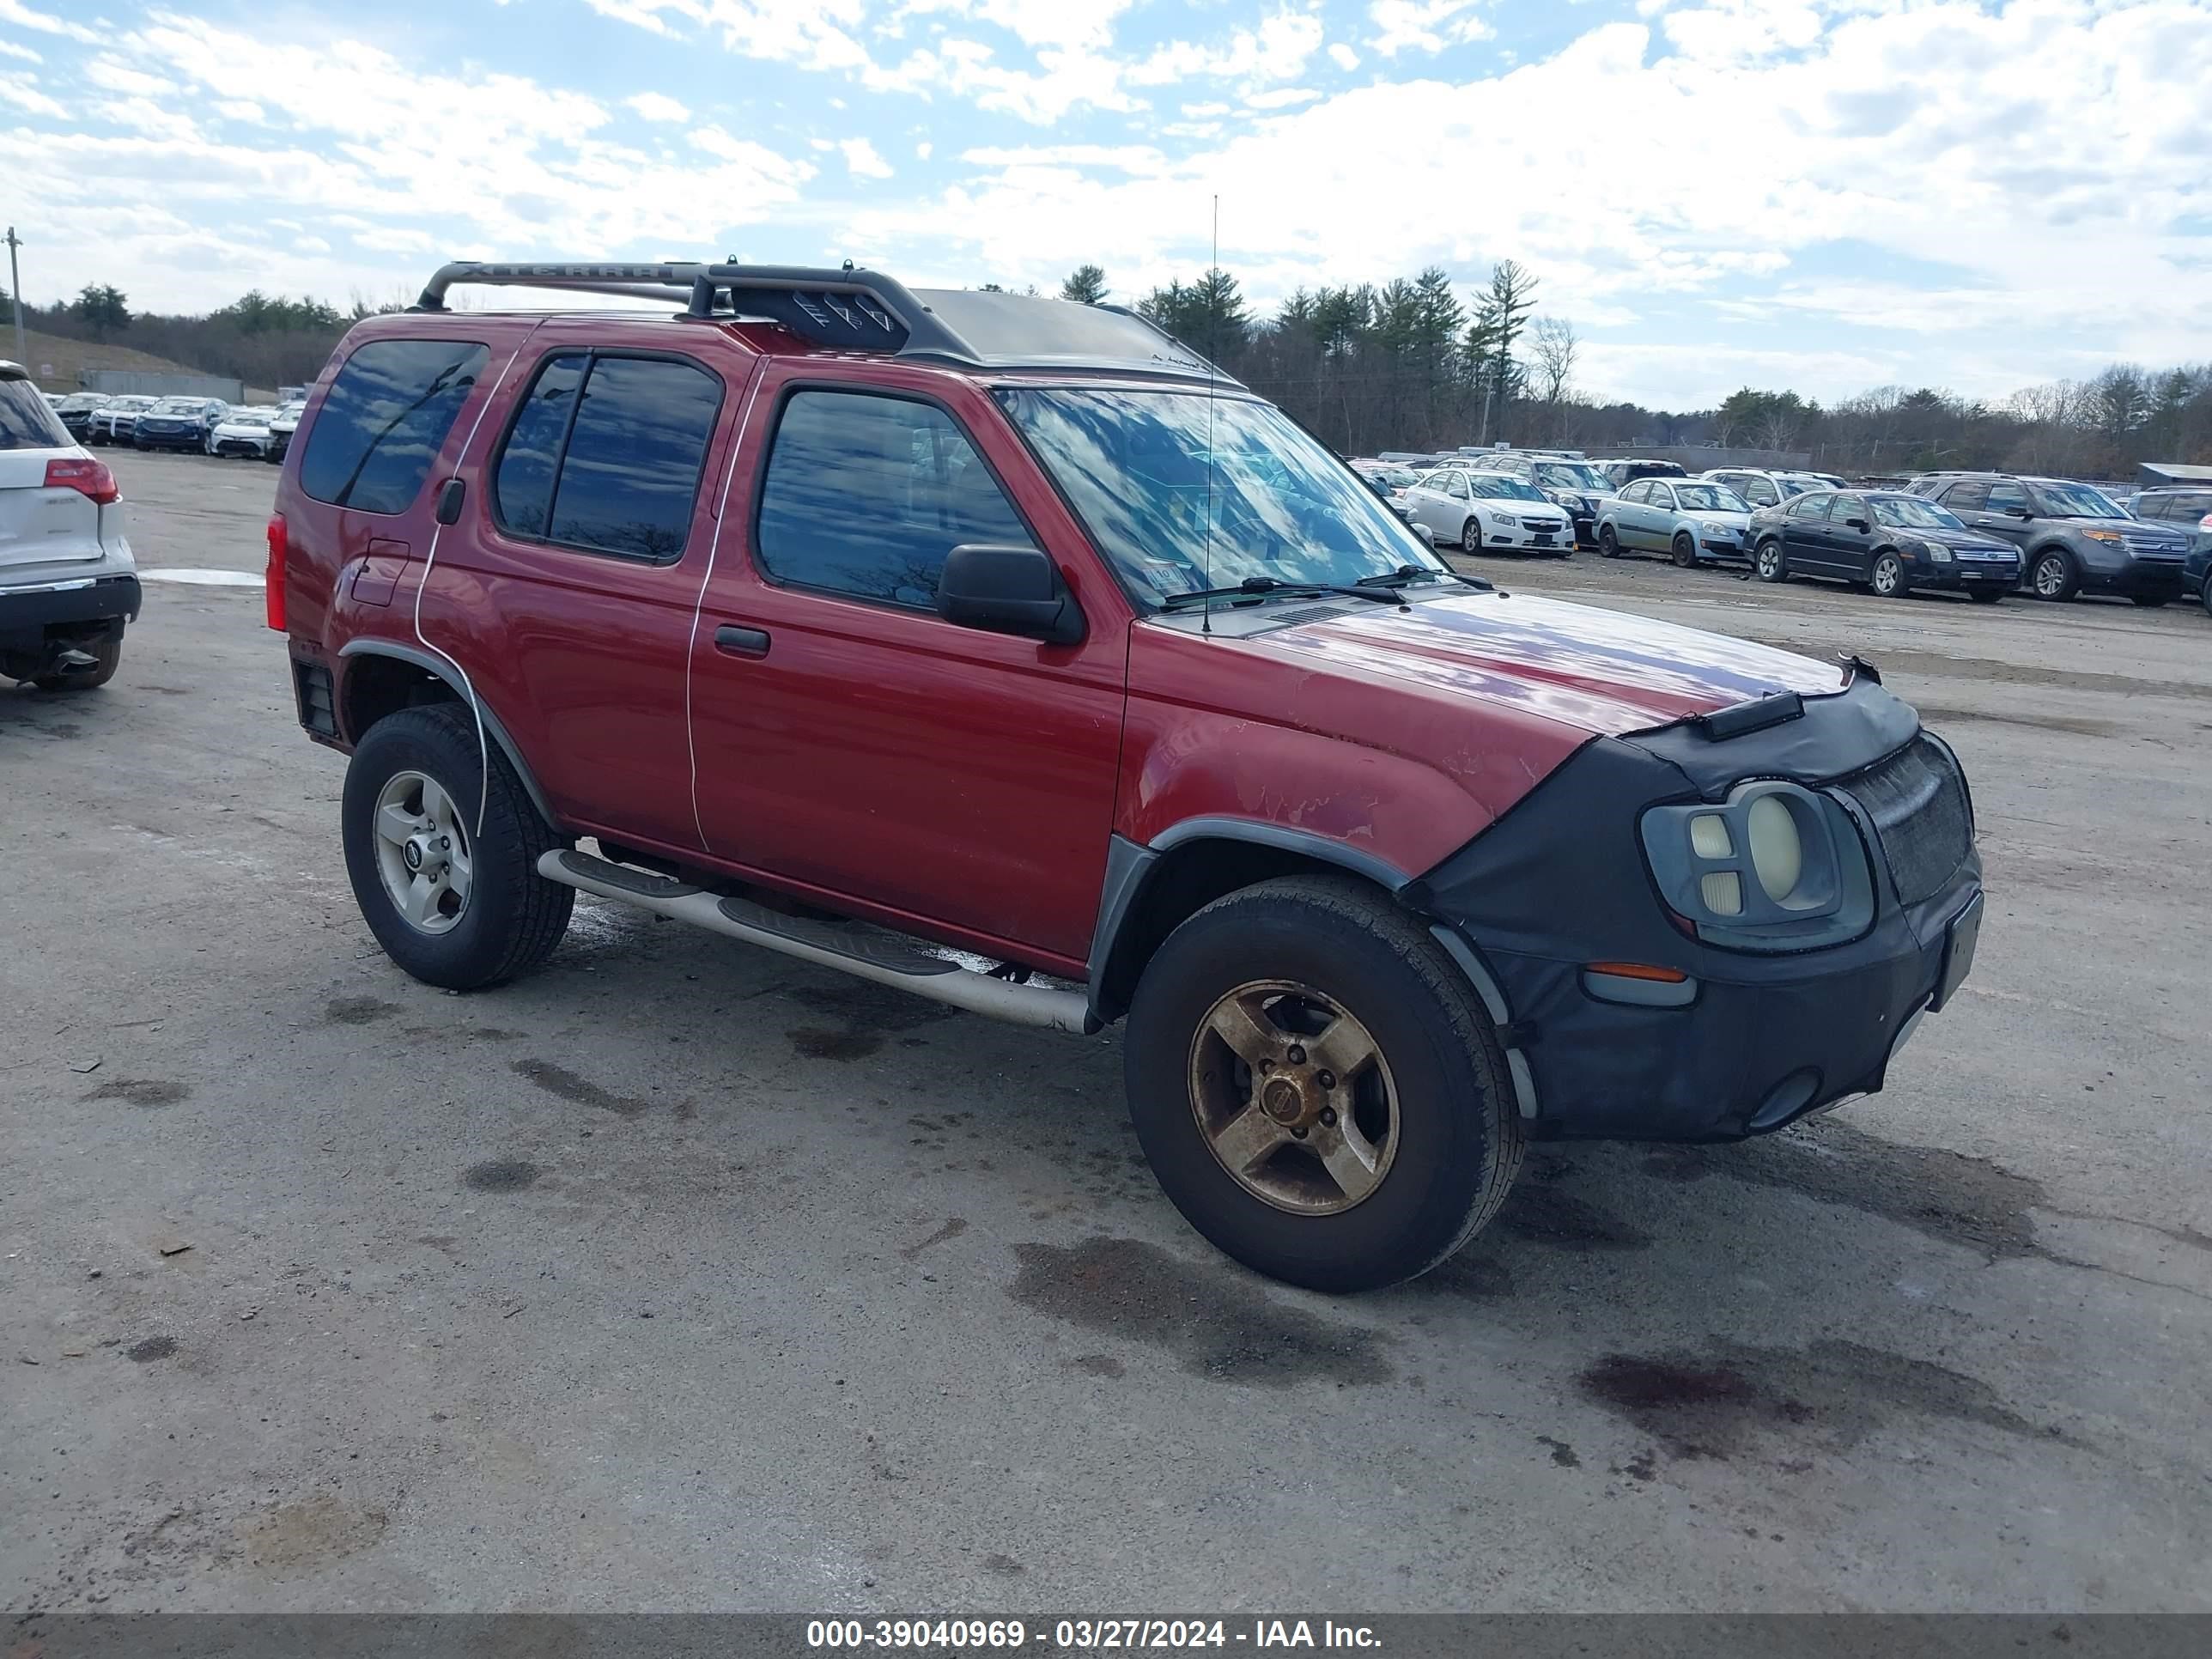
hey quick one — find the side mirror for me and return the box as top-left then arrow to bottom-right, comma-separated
2009,507 -> 2033,520
434,477 -> 467,526
1846,517 -> 1871,532
935,544 -> 1084,646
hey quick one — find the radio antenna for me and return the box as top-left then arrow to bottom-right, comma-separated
1200,193 -> 1219,636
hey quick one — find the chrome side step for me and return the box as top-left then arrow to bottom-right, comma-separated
537,849 -> 1094,1033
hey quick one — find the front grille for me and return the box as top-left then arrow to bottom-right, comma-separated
1836,737 -> 1972,907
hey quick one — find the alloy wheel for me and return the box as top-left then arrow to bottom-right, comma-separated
372,769 -> 474,934
1187,979 -> 1400,1216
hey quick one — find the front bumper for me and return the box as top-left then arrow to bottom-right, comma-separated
1907,557 -> 2021,591
212,436 -> 271,457
2081,556 -> 2185,598
1488,520 -> 1576,554
134,426 -> 206,449
1698,532 -> 1748,561
1409,679 -> 1983,1142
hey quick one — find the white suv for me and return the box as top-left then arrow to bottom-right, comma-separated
0,362 -> 139,690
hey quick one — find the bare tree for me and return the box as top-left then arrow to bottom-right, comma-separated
1529,316 -> 1578,439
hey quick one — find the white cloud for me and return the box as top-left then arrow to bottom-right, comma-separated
1368,0 -> 1494,58
215,99 -> 264,121
0,36 -> 41,61
0,70 -> 64,117
0,0 -> 98,43
83,57 -> 173,95
840,135 -> 892,176
1327,42 -> 1359,70
1129,9 -> 1324,86
624,90 -> 691,121
915,139 -> 933,158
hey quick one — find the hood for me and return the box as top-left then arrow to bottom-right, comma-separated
1254,590 -> 1849,737
1917,527 -> 2016,553
1680,507 -> 1753,529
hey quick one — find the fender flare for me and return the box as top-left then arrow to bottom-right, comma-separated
336,640 -> 562,830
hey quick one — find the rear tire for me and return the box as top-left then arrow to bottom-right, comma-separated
1754,539 -> 1788,583
1122,875 -> 1523,1294
1671,532 -> 1698,568
342,703 -> 573,991
1597,524 -> 1620,558
30,626 -> 123,691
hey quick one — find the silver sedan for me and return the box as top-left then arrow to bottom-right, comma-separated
1398,469 -> 1576,556
1597,478 -> 1755,567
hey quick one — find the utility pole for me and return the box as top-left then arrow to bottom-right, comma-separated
3,227 -> 23,368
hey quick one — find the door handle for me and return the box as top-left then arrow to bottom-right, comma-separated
714,624 -> 770,658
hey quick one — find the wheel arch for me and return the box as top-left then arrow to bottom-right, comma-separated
1085,821 -> 1409,1026
337,641 -> 561,830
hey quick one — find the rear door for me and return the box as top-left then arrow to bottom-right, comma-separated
0,378 -> 106,575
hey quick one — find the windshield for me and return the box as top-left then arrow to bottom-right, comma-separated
1871,495 -> 1965,530
150,399 -> 201,415
58,394 -> 106,411
1533,462 -> 1608,492
1468,475 -> 1548,502
112,397 -> 155,412
1775,476 -> 1820,497
2036,482 -> 2123,519
228,410 -> 275,427
997,387 -> 1448,605
1674,483 -> 1749,512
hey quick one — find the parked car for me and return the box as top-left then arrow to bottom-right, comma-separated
1745,489 -> 2020,601
1700,468 -> 1824,511
86,394 -> 157,446
133,396 -> 230,452
1595,459 -> 1686,487
272,258 -> 1985,1294
1468,453 -> 1614,546
208,405 -> 281,459
0,361 -> 138,690
264,399 -> 307,463
1918,473 -> 2189,604
1399,467 -> 1574,554
2120,488 -> 2212,618
52,392 -> 111,441
1597,477 -> 1753,566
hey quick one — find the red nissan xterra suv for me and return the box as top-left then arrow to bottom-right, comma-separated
270,260 -> 1984,1292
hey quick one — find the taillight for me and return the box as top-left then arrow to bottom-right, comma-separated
265,513 -> 288,632
45,456 -> 120,505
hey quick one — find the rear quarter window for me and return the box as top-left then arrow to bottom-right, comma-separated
299,338 -> 491,515
0,380 -> 69,449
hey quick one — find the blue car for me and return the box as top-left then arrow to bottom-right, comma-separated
132,397 -> 229,452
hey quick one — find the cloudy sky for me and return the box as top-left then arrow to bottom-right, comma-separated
3,0 -> 2207,407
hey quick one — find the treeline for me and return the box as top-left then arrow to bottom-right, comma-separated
1066,262 -> 2212,477
19,283 -> 380,390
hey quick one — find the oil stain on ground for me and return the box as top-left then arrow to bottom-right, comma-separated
237,1492 -> 389,1577
1009,1237 -> 1392,1389
464,1159 -> 541,1193
786,978 -> 954,1034
325,997 -> 399,1026
1578,1336 -> 2075,1462
789,1026 -> 883,1061
87,1079 -> 191,1107
126,1336 -> 177,1362
1494,1179 -> 1654,1252
511,1058 -> 649,1118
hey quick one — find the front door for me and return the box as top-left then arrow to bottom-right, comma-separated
687,365 -> 1129,972
1781,492 -> 1837,572
1826,493 -> 1875,580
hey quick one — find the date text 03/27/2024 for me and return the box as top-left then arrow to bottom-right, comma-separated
805,1620 -> 1382,1650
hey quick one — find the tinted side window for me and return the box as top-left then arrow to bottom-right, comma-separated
1940,482 -> 1988,512
1985,482 -> 2028,514
301,338 -> 489,514
0,380 -> 68,449
493,354 -> 586,539
489,354 -> 722,561
1790,493 -> 1834,520
756,391 -> 1031,606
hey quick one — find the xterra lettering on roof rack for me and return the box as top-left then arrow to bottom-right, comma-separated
411,259 -> 1232,383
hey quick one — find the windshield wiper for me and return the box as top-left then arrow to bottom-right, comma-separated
1161,575 -> 1410,611
1359,563 -> 1494,593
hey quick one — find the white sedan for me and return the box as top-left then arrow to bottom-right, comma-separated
1398,468 -> 1575,556
207,406 -> 281,459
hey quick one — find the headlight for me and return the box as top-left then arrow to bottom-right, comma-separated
2081,529 -> 2124,544
1639,781 -> 1875,952
1700,520 -> 1732,537
1491,512 -> 1520,527
1919,539 -> 1953,562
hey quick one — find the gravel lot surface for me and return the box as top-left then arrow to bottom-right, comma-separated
4,452 -> 2207,1614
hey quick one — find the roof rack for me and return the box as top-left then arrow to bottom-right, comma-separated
411,259 -> 1222,381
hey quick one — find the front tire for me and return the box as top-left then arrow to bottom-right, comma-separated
1871,551 -> 1907,598
1123,876 -> 1523,1294
2130,594 -> 2169,609
1459,517 -> 1481,555
1671,532 -> 1698,568
2029,548 -> 2078,600
342,703 -> 573,991
1754,539 -> 1788,583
